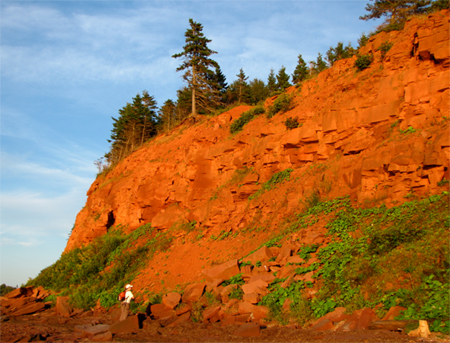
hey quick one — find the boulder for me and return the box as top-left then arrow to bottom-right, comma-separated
162,293 -> 181,310
56,296 -> 73,317
202,306 -> 221,323
91,331 -> 113,342
242,280 -> 268,295
182,283 -> 206,303
9,301 -> 46,317
167,311 -> 191,327
242,246 -> 273,265
81,324 -> 111,339
202,259 -> 240,282
110,315 -> 140,334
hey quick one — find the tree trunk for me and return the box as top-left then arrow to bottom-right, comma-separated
192,65 -> 197,116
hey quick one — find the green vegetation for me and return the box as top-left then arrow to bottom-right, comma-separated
399,126 -> 417,134
377,41 -> 393,59
27,224 -> 173,310
267,93 -> 294,119
229,105 -> 265,134
255,192 -> 449,332
249,168 -> 294,200
355,54 -> 373,71
284,116 -> 301,130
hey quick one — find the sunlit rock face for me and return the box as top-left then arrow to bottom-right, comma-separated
66,10 -> 449,253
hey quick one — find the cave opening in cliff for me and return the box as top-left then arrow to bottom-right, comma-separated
106,211 -> 115,230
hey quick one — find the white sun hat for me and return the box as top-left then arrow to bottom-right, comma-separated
125,284 -> 133,289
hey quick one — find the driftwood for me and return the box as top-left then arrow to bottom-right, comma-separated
368,320 -> 418,331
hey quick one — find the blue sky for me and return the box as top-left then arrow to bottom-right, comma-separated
0,0 -> 382,287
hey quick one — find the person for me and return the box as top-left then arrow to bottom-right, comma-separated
119,284 -> 134,321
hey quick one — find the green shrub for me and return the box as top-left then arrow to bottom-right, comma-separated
355,54 -> 373,71
284,117 -> 300,130
267,93 -> 293,119
229,105 -> 265,134
377,41 -> 393,59
357,33 -> 369,49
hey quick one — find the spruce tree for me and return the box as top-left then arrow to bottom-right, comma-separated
276,66 -> 291,92
172,19 -> 219,115
249,78 -> 269,105
159,99 -> 177,131
236,68 -> 249,104
267,69 -> 277,96
292,54 -> 309,84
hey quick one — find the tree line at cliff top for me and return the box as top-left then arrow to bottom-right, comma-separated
99,0 -> 448,170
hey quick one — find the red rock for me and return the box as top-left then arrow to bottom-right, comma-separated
3,287 -> 28,299
311,318 -> 335,331
110,308 -> 121,323
175,303 -> 191,316
162,293 -> 181,309
220,284 -> 237,303
276,242 -> 292,262
182,283 -> 206,303
247,274 -> 276,284
9,301 -> 46,317
382,306 -> 407,321
55,296 -> 73,317
242,293 -> 259,304
91,331 -> 113,342
235,313 -> 251,323
242,246 -> 273,265
202,306 -> 221,323
167,311 -> 191,326
81,324 -> 111,339
221,314 -> 236,326
234,322 -> 261,337
242,280 -> 268,295
282,298 -> 293,313
110,315 -> 140,334
150,303 -> 169,318
202,259 -> 240,282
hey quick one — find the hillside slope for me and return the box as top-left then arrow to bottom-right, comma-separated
23,11 -> 450,339
67,10 -> 448,254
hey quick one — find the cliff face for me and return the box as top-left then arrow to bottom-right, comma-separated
66,11 -> 449,256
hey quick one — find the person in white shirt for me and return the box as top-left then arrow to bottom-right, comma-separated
120,284 -> 134,321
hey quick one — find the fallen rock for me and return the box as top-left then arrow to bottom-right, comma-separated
162,292 -> 181,309
55,296 -> 73,317
242,246 -> 273,266
110,315 -> 140,334
382,306 -> 407,321
81,324 -> 111,339
202,306 -> 221,323
182,283 -> 206,303
202,259 -> 240,282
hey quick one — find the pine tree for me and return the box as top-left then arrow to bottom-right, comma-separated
159,99 -> 177,131
292,54 -> 309,84
326,42 -> 355,66
105,91 -> 158,165
267,69 -> 277,96
360,0 -> 434,26
310,53 -> 328,76
276,66 -> 291,92
249,78 -> 269,105
236,68 -> 249,104
172,19 -> 219,115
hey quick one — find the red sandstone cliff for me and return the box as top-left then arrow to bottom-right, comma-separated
66,11 -> 449,259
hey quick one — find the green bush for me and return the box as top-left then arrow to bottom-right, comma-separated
284,117 -> 300,130
377,41 -> 393,59
355,54 -> 373,71
229,105 -> 265,134
267,93 -> 293,119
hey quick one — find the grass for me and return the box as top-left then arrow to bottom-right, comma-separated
267,93 -> 294,119
249,168 -> 293,200
229,105 -> 265,134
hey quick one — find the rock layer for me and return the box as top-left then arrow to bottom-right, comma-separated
66,11 -> 449,259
